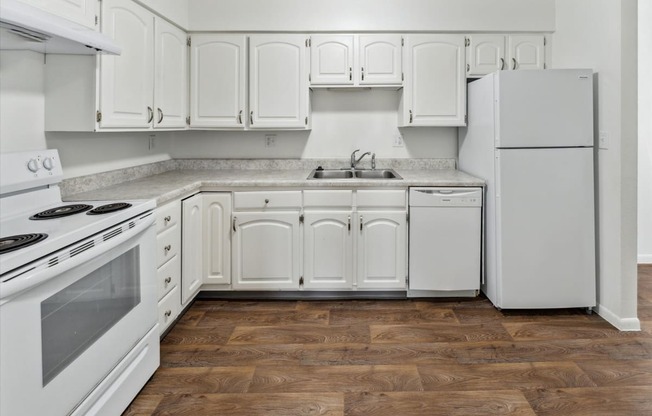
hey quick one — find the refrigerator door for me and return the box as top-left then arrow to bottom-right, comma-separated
496,69 -> 594,148
494,147 -> 595,308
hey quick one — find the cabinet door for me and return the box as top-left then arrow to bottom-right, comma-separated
303,211 -> 354,289
358,35 -> 402,85
190,35 -> 247,128
232,212 -> 301,289
202,193 -> 232,285
508,35 -> 545,71
357,211 -> 407,289
403,35 -> 466,126
249,35 -> 309,129
182,194 -> 203,304
100,0 -> 154,128
154,18 -> 187,129
310,35 -> 354,85
467,35 -> 505,77
21,0 -> 96,29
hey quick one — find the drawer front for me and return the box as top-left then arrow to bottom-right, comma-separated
157,254 -> 180,300
156,201 -> 181,234
233,191 -> 302,210
304,190 -> 353,208
158,285 -> 180,334
157,224 -> 180,268
356,190 -> 406,208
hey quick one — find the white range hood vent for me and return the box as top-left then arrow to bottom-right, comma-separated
0,0 -> 121,55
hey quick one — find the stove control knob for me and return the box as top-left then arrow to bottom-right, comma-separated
27,158 -> 40,173
42,157 -> 55,171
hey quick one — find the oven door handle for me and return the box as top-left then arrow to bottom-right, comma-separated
0,215 -> 155,302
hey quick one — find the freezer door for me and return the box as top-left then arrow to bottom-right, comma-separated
496,69 -> 594,148
494,147 -> 595,308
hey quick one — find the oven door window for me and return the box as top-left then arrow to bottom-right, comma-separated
41,247 -> 141,386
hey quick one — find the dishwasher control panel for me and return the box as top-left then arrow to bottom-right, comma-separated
409,187 -> 483,207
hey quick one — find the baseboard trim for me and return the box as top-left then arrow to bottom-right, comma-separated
638,254 -> 652,264
597,304 -> 641,331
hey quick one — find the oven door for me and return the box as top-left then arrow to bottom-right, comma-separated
0,215 -> 157,416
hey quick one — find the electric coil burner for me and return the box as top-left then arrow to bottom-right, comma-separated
0,233 -> 48,254
87,203 -> 132,215
30,204 -> 93,220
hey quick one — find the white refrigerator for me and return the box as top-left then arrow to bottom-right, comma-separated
459,69 -> 596,309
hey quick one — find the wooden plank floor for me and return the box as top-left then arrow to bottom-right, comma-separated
124,265 -> 652,416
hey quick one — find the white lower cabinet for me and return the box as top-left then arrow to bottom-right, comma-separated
357,211 -> 407,289
181,194 -> 203,305
202,193 -> 232,285
158,286 -> 180,333
155,200 -> 182,334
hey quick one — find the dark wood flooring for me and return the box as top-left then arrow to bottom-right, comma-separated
124,265 -> 652,415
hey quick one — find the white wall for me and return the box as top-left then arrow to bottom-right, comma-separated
553,0 -> 639,330
188,0 -> 555,32
0,51 -> 46,153
638,1 -> 652,264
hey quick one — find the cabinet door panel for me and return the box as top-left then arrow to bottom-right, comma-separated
100,0 -> 154,128
182,194 -> 203,304
202,193 -> 232,285
357,211 -> 407,289
303,212 -> 353,289
310,35 -> 354,85
190,35 -> 246,128
22,0 -> 96,29
154,18 -> 187,129
468,35 -> 505,77
232,212 -> 300,289
508,35 -> 544,71
359,35 -> 402,85
403,35 -> 465,126
249,35 -> 308,129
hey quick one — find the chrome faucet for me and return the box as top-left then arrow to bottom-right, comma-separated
350,149 -> 371,169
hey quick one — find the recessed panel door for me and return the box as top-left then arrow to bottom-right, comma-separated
310,35 -> 354,85
357,211 -> 407,289
154,18 -> 187,129
358,35 -> 402,85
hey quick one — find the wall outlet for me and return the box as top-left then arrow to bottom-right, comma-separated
265,134 -> 276,147
393,134 -> 404,147
148,134 -> 156,150
599,130 -> 609,149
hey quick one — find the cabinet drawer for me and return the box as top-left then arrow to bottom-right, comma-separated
158,285 -> 180,334
233,191 -> 302,209
356,190 -> 406,208
157,224 -> 180,268
157,254 -> 180,300
304,190 -> 353,207
156,201 -> 181,234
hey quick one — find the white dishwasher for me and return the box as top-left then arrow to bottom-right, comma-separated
408,187 -> 482,295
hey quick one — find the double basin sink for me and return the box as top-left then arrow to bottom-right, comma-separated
308,168 -> 402,180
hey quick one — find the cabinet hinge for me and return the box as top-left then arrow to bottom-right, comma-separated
543,63 -> 546,69
464,114 -> 468,124
401,37 -> 404,46
467,63 -> 470,72
308,73 -> 311,82
305,38 -> 311,47
299,276 -> 304,286
305,116 -> 308,126
96,111 -> 102,122
187,37 -> 191,47
544,37 -> 547,46
299,214 -> 304,223
465,37 -> 470,47
95,15 -> 98,26
401,72 -> 404,81
186,116 -> 190,126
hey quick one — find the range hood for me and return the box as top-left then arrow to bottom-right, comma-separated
0,0 -> 121,55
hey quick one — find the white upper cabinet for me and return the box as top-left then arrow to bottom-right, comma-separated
310,35 -> 354,85
310,34 -> 402,87
99,0 -> 154,128
154,18 -> 188,129
249,34 -> 309,129
401,34 -> 466,126
358,35 -> 402,85
467,34 -> 545,77
19,0 -> 96,29
190,34 -> 247,128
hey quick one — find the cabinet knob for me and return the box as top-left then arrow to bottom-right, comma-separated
164,215 -> 171,223
164,244 -> 172,252
164,310 -> 172,318
264,198 -> 270,205
165,276 -> 172,285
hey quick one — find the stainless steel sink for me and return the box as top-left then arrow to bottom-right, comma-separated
355,169 -> 402,179
307,168 -> 402,180
308,169 -> 354,179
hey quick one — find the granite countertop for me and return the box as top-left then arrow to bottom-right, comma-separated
65,168 -> 484,206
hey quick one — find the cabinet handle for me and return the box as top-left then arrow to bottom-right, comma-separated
164,215 -> 171,223
165,276 -> 172,285
349,67 -> 352,81
157,108 -> 164,124
237,110 -> 243,124
500,57 -> 505,70
512,57 -> 517,70
359,215 -> 363,232
409,110 -> 413,124
164,244 -> 171,252
147,106 -> 154,123
164,309 -> 172,318
233,216 -> 237,232
361,66 -> 364,81
264,198 -> 270,205
348,215 -> 351,232
250,111 -> 254,125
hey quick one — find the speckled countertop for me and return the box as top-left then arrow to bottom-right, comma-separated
65,167 -> 484,206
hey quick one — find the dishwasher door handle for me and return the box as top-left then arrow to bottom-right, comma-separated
415,189 -> 475,196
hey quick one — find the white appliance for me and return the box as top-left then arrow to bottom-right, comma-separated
0,149 -> 158,416
459,69 -> 596,309
408,187 -> 482,297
